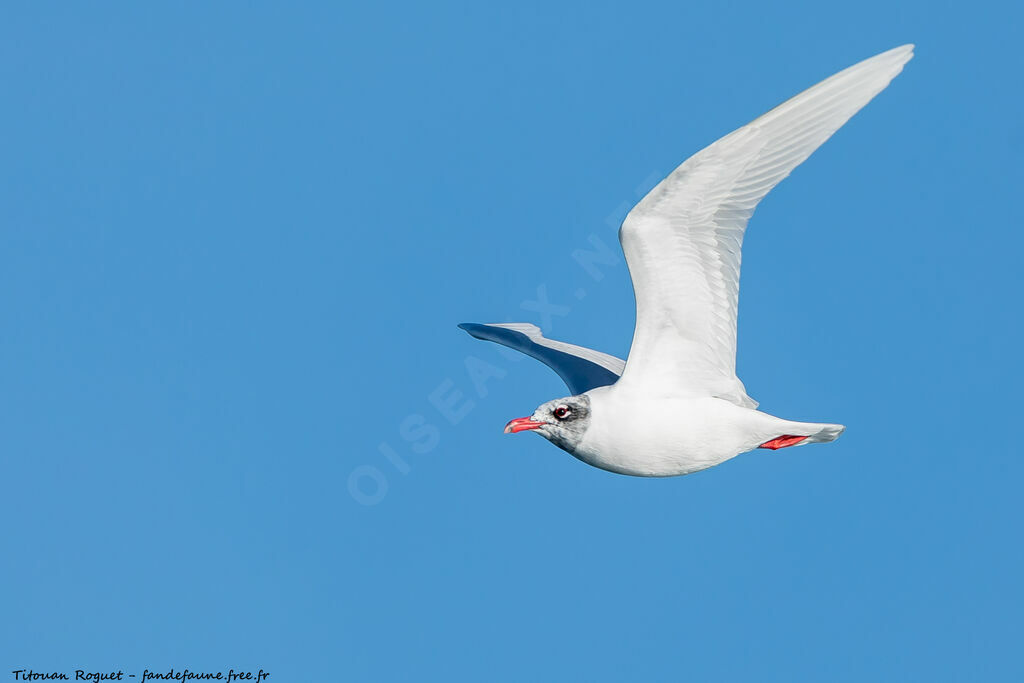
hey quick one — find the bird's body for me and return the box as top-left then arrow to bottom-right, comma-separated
460,45 -> 913,477
575,387 -> 843,477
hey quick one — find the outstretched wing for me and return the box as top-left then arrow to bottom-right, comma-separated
617,45 -> 913,407
458,323 -> 624,395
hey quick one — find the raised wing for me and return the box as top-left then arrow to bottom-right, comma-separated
617,45 -> 913,407
458,323 -> 624,395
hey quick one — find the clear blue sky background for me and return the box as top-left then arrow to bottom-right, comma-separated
2,2 -> 1021,681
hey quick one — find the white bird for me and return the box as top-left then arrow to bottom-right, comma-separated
460,45 -> 913,477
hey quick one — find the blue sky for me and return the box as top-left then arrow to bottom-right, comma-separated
1,2 -> 1021,681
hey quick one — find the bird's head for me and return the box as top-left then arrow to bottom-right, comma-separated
503,394 -> 592,453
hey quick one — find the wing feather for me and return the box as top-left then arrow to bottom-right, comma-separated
458,323 -> 624,395
617,45 -> 913,406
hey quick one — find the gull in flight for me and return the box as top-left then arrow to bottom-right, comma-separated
460,45 -> 913,477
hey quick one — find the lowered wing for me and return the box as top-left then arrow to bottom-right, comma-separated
458,323 -> 624,395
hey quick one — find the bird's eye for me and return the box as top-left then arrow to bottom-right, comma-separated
554,405 -> 570,419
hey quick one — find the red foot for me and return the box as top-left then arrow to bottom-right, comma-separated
759,434 -> 809,450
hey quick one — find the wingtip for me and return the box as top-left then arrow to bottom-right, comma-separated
847,44 -> 914,81
886,43 -> 915,63
860,44 -> 914,66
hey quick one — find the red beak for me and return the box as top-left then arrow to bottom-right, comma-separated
503,417 -> 546,434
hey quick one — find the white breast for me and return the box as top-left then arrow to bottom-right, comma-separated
574,385 -> 785,477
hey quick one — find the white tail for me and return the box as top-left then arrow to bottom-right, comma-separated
803,422 -> 845,444
760,420 -> 845,450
